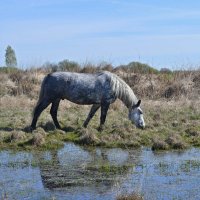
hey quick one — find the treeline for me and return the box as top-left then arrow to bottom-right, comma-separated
0,59 -> 166,74
1,44 -> 171,74
39,60 -> 162,74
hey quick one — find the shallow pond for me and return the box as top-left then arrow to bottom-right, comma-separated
0,143 -> 200,200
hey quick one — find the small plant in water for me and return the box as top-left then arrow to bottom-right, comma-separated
116,192 -> 144,200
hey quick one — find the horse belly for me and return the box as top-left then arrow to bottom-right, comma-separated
64,87 -> 102,105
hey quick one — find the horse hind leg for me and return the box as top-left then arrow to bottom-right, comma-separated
50,99 -> 61,129
31,98 -> 51,130
83,104 -> 100,128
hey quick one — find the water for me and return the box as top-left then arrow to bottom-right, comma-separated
1,143 -> 200,200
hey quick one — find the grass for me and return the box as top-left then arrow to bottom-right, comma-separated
116,193 -> 144,200
1,94 -> 200,151
1,67 -> 200,151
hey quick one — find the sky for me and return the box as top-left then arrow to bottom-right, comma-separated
1,0 -> 200,69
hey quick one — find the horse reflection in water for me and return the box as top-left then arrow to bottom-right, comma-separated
31,71 -> 145,131
35,144 -> 141,191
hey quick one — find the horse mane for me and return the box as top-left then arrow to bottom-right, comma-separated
104,71 -> 138,108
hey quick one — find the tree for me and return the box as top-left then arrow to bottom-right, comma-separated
5,45 -> 17,67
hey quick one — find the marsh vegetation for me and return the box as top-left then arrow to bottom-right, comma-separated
1,63 -> 200,151
1,62 -> 200,199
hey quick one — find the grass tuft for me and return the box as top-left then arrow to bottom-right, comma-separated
152,139 -> 169,151
116,192 -> 144,200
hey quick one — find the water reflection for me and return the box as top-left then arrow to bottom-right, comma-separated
1,145 -> 200,199
34,143 -> 141,192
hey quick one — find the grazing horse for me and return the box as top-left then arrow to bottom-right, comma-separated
31,71 -> 145,130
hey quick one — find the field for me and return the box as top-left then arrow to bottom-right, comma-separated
1,64 -> 200,151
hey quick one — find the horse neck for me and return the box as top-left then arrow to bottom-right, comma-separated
112,76 -> 137,109
119,86 -> 137,109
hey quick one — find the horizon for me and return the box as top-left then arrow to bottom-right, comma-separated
1,0 -> 200,70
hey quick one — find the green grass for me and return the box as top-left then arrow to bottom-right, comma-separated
1,96 -> 200,151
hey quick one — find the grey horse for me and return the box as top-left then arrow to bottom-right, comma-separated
31,71 -> 145,131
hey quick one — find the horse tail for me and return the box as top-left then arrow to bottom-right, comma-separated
32,74 -> 49,115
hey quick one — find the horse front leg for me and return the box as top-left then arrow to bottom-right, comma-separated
83,104 -> 100,128
98,103 -> 110,131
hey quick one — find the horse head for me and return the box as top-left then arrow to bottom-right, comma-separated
129,100 -> 145,129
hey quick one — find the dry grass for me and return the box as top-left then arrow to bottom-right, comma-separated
76,127 -> 100,145
116,193 -> 143,200
32,131 -> 46,146
1,67 -> 200,100
1,68 -> 200,150
152,139 -> 169,151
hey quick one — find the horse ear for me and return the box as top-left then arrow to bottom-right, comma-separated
135,100 -> 141,107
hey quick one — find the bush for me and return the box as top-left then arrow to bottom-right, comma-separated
58,59 -> 80,72
80,63 -> 99,73
116,61 -> 158,74
41,62 -> 59,73
8,71 -> 39,97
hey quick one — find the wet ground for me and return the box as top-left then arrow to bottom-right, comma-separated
0,143 -> 200,200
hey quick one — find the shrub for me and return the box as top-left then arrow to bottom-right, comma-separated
8,71 -> 39,97
80,63 -> 98,73
116,61 -> 158,74
58,59 -> 80,72
41,62 -> 59,72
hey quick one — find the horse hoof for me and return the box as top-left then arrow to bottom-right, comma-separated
83,124 -> 87,128
97,126 -> 104,132
55,125 -> 61,130
24,126 -> 35,133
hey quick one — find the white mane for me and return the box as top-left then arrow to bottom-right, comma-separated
107,72 -> 138,108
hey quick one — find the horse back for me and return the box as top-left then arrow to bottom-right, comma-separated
43,72 -> 114,104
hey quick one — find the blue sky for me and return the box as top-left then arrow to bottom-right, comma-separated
1,0 -> 200,69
